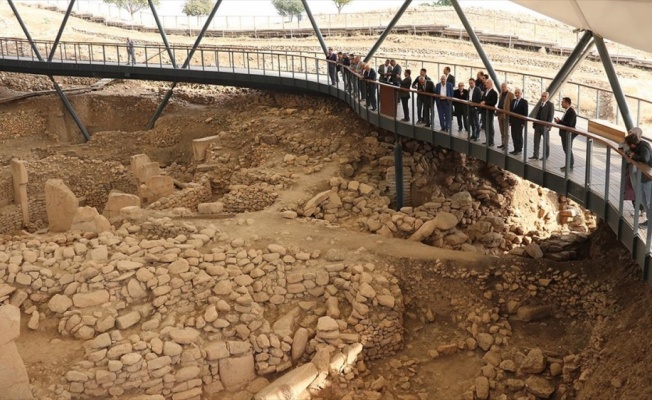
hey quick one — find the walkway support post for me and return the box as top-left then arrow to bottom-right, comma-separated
300,0 -> 328,56
148,0 -> 177,69
147,0 -> 224,129
364,0 -> 412,63
593,35 -> 634,131
450,0 -> 500,87
49,0 -> 76,61
394,136 -> 404,210
7,0 -> 90,141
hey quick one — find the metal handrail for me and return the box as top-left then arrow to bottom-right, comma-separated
2,37 -> 652,278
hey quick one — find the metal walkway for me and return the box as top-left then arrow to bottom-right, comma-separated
0,38 -> 650,282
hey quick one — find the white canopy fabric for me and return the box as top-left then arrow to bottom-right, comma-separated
510,0 -> 652,53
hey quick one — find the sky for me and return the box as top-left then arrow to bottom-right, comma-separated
28,0 -> 540,18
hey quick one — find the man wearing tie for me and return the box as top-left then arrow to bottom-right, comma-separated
468,78 -> 482,140
509,88 -> 528,155
497,83 -> 515,150
435,75 -> 454,131
530,92 -> 555,160
480,79 -> 498,146
555,97 -> 578,171
453,82 -> 469,133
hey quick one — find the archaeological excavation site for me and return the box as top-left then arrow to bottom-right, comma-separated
2,2 -> 652,400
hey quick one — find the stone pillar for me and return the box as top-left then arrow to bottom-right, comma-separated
44,179 -> 79,232
192,135 -> 220,162
0,305 -> 33,399
9,159 -> 29,225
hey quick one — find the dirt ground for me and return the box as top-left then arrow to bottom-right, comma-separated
1,4 -> 652,400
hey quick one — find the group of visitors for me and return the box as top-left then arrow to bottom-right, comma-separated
326,51 -> 583,171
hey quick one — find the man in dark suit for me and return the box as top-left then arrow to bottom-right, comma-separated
555,97 -> 578,171
327,47 -> 338,85
453,82 -> 469,132
530,92 -> 555,160
363,63 -> 378,111
378,59 -> 390,83
435,75 -> 454,131
417,76 -> 435,128
444,66 -> 455,86
412,69 -> 431,124
509,88 -> 528,155
389,60 -> 402,86
399,69 -> 412,122
468,78 -> 482,140
480,79 -> 498,146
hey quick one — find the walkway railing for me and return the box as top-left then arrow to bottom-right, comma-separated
2,36 -> 649,132
0,37 -> 651,281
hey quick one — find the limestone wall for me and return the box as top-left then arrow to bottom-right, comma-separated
0,168 -> 13,207
0,204 -> 22,235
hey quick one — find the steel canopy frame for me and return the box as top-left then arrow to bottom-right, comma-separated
594,35 -> 635,132
148,0 -> 177,69
300,0 -> 328,56
364,0 -> 412,63
450,0 -> 500,87
146,0 -> 224,130
6,0 -> 90,141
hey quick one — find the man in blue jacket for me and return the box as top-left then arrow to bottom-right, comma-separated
435,75 -> 454,131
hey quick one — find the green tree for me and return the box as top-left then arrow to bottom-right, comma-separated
102,0 -> 159,19
332,0 -> 353,14
271,0 -> 304,25
182,0 -> 215,16
432,0 -> 453,6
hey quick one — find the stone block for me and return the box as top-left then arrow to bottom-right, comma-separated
0,305 -> 21,346
219,354 -> 255,390
143,175 -> 174,203
103,190 -> 141,220
139,162 -> 161,184
70,207 -> 112,234
72,290 -> 110,308
254,362 -> 318,400
197,202 -> 224,215
44,179 -> 79,232
192,135 -> 220,162
0,342 -> 32,399
130,154 -> 152,182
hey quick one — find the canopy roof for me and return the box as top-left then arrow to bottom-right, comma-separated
511,0 -> 652,53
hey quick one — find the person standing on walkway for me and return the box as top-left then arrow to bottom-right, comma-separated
497,82 -> 514,150
468,78 -> 482,140
435,75 -> 454,131
530,92 -> 555,160
417,76 -> 435,128
399,69 -> 412,122
379,59 -> 390,83
412,69 -> 430,124
327,47 -> 338,86
509,88 -> 528,155
127,38 -> 136,66
625,132 -> 652,226
555,97 -> 578,171
480,79 -> 498,146
363,63 -> 378,112
453,82 -> 469,133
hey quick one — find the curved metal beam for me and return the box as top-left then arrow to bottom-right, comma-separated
364,0 -> 412,63
301,0 -> 328,56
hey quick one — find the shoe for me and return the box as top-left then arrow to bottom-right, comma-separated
641,220 -> 648,227
473,138 -> 479,142
401,118 -> 409,122
510,151 -> 522,156
497,145 -> 505,149
458,127 -> 463,132
425,124 -> 431,128
488,143 -> 495,147
528,155 -> 538,160
560,166 -> 574,172
370,108 -> 377,112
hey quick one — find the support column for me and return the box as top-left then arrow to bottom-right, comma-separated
147,82 -> 177,130
7,0 -> 90,141
394,137 -> 404,210
148,0 -> 177,68
49,0 -> 76,61
594,35 -> 634,131
364,0 -> 412,63
147,0 -> 223,129
450,0 -> 500,87
300,0 -> 328,56
545,30 -> 593,99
